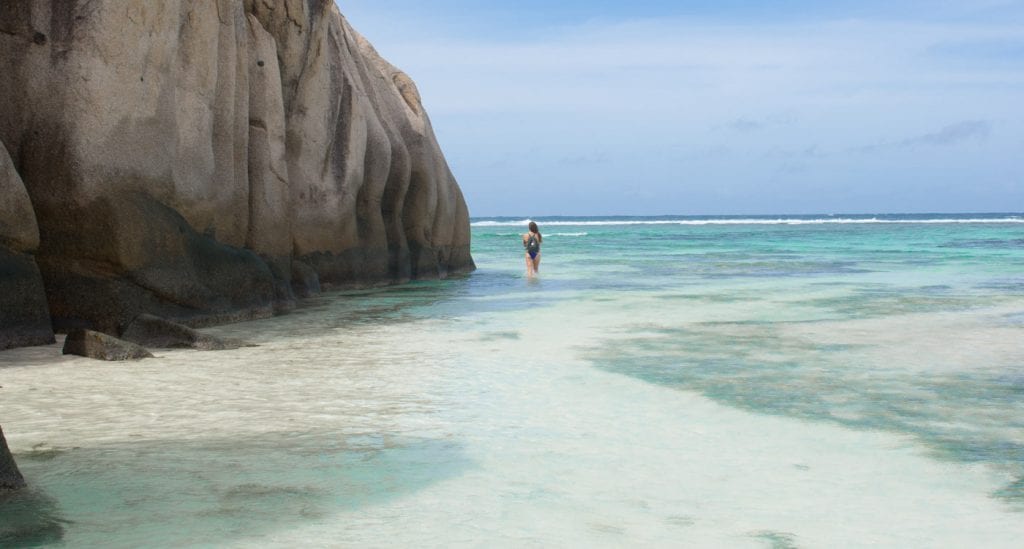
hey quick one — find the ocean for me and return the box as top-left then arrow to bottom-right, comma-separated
2,213 -> 1023,547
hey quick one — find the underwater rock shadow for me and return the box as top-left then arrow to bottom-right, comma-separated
206,271 -> 573,342
582,325 -> 1024,509
2,432 -> 472,547
0,487 -> 67,547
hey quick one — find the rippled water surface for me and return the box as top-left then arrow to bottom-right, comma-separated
2,214 -> 1024,547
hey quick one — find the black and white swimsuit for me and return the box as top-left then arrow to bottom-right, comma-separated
525,234 -> 540,259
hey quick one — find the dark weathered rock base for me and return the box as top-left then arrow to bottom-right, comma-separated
0,426 -> 26,491
0,247 -> 55,350
121,314 -> 248,350
37,193 -> 277,335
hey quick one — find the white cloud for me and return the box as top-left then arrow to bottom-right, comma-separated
373,18 -> 1024,123
339,3 -> 1024,214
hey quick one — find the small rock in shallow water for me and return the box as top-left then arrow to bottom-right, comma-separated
120,314 -> 248,350
62,329 -> 154,361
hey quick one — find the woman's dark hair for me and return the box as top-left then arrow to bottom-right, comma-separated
528,221 -> 541,242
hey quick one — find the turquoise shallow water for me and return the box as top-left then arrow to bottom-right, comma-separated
2,213 -> 1024,546
474,214 -> 1024,491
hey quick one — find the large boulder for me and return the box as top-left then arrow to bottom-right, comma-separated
62,329 -> 154,361
244,2 -> 475,284
0,425 -> 26,491
0,140 -> 54,350
0,0 -> 473,345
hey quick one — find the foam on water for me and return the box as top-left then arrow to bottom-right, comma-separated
471,214 -> 1024,227
3,216 -> 1024,546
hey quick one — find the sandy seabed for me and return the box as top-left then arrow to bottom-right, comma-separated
3,280 -> 1024,547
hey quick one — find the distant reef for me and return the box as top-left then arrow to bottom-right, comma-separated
0,0 -> 474,349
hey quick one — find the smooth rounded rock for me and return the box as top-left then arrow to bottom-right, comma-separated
0,140 -> 54,349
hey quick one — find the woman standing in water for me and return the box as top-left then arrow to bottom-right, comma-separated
522,221 -> 542,277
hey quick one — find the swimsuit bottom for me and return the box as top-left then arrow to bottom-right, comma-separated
528,250 -> 538,260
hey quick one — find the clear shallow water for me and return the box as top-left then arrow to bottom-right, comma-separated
2,213 -> 1024,547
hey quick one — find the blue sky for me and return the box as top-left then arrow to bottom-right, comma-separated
337,1 -> 1024,216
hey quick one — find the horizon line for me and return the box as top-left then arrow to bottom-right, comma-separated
470,211 -> 1024,219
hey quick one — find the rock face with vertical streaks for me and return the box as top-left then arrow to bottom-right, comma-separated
0,0 -> 474,341
0,139 -> 54,349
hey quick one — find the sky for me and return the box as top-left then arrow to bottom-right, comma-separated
337,1 -> 1024,216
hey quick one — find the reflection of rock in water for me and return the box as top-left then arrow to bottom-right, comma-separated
0,433 -> 468,546
0,426 -> 26,490
0,489 -> 66,546
1,427 -> 65,544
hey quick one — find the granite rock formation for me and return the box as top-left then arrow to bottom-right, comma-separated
0,425 -> 26,490
62,329 -> 155,361
0,141 -> 54,350
0,0 -> 474,343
